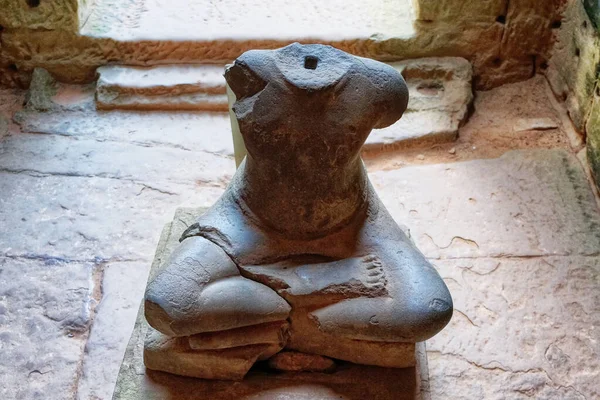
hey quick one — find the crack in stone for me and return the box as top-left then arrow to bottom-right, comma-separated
429,350 -> 590,399
453,309 -> 479,327
13,114 -> 235,160
459,261 -> 502,276
0,253 -> 148,264
0,167 -> 213,192
424,233 -> 480,250
428,350 -> 543,374
137,184 -> 177,196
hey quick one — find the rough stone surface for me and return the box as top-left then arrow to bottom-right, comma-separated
0,116 -> 7,139
512,117 -> 560,132
77,261 -> 151,400
268,351 -> 336,373
414,0 -> 505,23
0,257 -> 92,400
0,172 -> 224,263
546,0 -> 600,132
0,133 -> 234,186
96,65 -> 229,111
24,68 -> 95,112
0,89 -> 24,139
587,93 -> 600,190
583,0 -> 600,33
545,0 -> 600,192
14,109 -> 236,156
428,256 -> 600,399
0,0 -> 79,31
371,149 -> 600,259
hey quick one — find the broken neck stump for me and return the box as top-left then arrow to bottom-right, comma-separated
115,44 -> 452,400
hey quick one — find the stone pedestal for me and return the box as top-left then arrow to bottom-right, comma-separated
112,208 -> 430,400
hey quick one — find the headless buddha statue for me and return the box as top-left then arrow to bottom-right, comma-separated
143,43 -> 453,379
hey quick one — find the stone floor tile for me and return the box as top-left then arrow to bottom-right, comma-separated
0,257 -> 92,400
427,256 -> 600,399
372,149 -> 600,259
15,110 -> 235,156
0,133 -> 235,186
0,173 -> 224,262
76,261 -> 151,400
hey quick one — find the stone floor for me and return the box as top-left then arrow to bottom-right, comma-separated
81,0 -> 415,41
1,75 -> 599,400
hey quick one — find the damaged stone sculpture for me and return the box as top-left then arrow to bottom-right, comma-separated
142,43 -> 453,380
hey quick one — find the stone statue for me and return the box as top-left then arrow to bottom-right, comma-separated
142,43 -> 453,380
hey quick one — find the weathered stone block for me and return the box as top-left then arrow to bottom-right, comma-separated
502,0 -> 561,59
76,261 -> 151,400
586,93 -> 600,190
371,149 -> 600,259
14,108 -> 235,156
0,172 -> 224,263
414,0 -> 506,23
0,257 -> 92,400
546,0 -> 600,131
366,57 -> 473,150
0,0 -> 79,31
428,256 -> 600,399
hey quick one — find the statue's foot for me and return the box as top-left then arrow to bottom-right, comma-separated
242,254 -> 389,307
311,243 -> 452,343
144,236 -> 291,337
239,243 -> 451,366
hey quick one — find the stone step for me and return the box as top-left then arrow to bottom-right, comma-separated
365,57 -> 473,151
95,64 -> 229,111
96,57 -> 472,146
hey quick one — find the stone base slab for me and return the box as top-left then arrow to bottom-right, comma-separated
112,304 -> 429,400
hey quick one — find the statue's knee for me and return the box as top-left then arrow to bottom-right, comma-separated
143,236 -> 240,336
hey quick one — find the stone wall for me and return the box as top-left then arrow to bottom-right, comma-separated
546,0 -> 600,190
0,0 -> 79,30
0,0 -> 566,90
0,0 -> 81,87
411,0 -> 566,88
